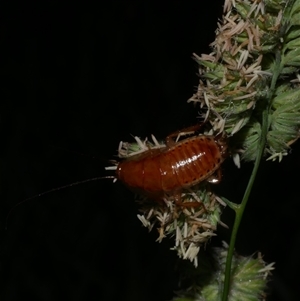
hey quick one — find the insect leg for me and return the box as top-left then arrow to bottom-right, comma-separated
173,190 -> 206,210
206,169 -> 222,184
166,124 -> 205,146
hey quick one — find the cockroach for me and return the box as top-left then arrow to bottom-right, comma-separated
109,124 -> 228,202
6,124 -> 227,228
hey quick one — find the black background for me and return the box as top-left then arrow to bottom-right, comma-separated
1,1 -> 299,300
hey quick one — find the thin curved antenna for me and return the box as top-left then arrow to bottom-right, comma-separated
5,176 -> 115,230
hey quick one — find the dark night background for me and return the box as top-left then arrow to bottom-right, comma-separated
1,1 -> 299,300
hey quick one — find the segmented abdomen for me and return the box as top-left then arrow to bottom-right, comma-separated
116,135 -> 223,198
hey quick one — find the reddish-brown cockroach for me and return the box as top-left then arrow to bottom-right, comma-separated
6,124 -> 227,228
108,124 -> 227,202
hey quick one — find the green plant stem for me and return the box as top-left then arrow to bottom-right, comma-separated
221,110 -> 268,301
221,50 -> 282,301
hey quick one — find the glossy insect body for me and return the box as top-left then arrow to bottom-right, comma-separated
6,126 -> 227,229
116,128 -> 227,200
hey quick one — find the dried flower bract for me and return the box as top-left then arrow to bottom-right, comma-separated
189,0 -> 300,162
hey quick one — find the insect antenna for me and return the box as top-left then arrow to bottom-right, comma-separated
5,175 -> 115,230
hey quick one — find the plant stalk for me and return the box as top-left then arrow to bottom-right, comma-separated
221,50 -> 282,301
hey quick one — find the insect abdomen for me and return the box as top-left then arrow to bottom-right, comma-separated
116,135 -> 223,198
164,136 -> 221,190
